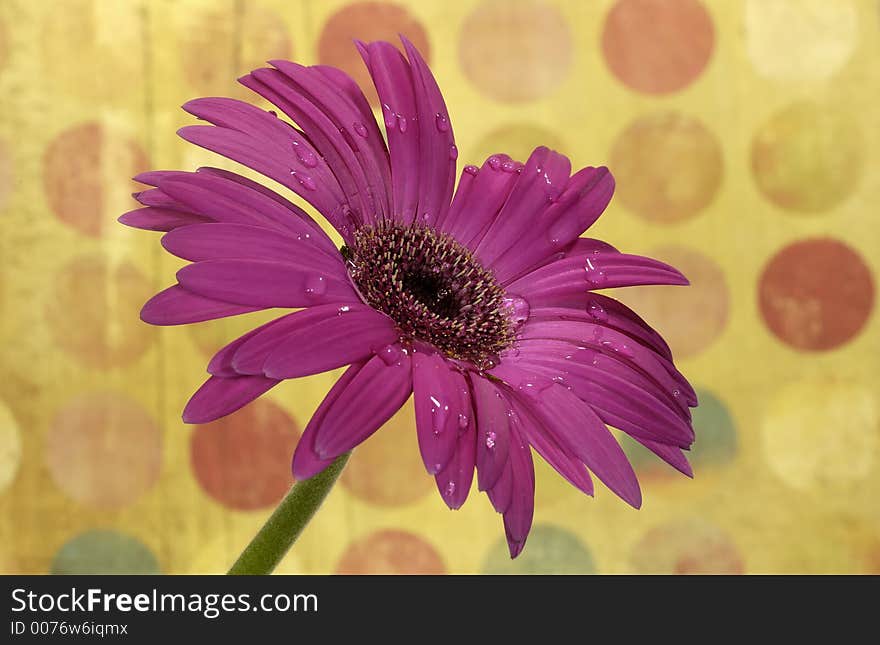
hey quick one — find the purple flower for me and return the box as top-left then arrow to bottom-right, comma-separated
121,38 -> 696,558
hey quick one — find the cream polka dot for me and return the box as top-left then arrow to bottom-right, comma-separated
763,381 -> 877,492
745,0 -> 857,82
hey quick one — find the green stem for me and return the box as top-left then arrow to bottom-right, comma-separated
227,452 -> 351,575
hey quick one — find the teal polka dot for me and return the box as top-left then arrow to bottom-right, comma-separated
52,530 -> 160,575
482,524 -> 596,574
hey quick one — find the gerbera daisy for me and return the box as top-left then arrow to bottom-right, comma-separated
121,37 -> 696,558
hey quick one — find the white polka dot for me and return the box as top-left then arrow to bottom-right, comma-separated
745,0 -> 857,82
763,381 -> 877,492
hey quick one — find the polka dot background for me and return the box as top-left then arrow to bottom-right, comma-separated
0,0 -> 877,575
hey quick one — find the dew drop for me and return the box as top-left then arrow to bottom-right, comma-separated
457,413 -> 469,429
587,300 -> 608,322
464,165 -> 479,176
292,140 -> 318,168
382,104 -> 397,129
672,388 -> 682,399
485,431 -> 497,449
487,156 -> 502,170
501,160 -> 518,173
449,144 -> 458,160
617,343 -> 635,359
397,114 -> 408,133
435,112 -> 450,132
378,344 -> 403,366
502,295 -> 530,329
337,305 -> 351,315
585,257 -> 606,287
290,170 -> 317,191
445,481 -> 456,497
304,275 -> 327,298
353,121 -> 368,138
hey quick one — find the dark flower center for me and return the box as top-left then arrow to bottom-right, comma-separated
343,221 -> 514,367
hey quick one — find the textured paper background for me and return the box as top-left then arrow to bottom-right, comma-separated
0,0 -> 877,574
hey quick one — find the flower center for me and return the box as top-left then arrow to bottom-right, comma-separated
344,221 -> 514,367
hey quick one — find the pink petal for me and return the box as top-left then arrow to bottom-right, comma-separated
633,437 -> 694,478
412,352 -> 469,475
292,362 -> 364,480
182,374 -> 279,424
442,154 -> 520,249
177,124 -> 351,238
470,374 -> 511,491
141,284 -> 262,326
434,415 -> 476,510
254,305 -> 399,379
311,348 -> 412,459
119,207 -> 210,232
506,252 -> 689,303
161,223 -> 335,268
400,36 -> 457,228
176,259 -> 357,308
503,424 -> 536,557
270,60 -> 393,222
476,147 -> 571,272
356,40 -> 421,223
494,167 -> 615,283
494,367 -> 641,508
506,390 -> 594,496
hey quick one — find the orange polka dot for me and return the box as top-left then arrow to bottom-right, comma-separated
459,0 -> 571,103
469,123 -> 565,168
610,112 -> 723,223
630,519 -> 744,574
179,5 -> 292,100
615,245 -> 729,358
43,122 -> 149,238
190,398 -> 300,511
46,254 -> 156,369
751,102 -> 862,213
47,392 -> 162,509
340,399 -> 433,506
336,529 -> 445,574
318,2 -> 429,106
759,238 -> 874,351
602,0 -> 714,95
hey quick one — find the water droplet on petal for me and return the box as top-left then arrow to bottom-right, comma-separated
672,388 -> 682,399
501,160 -> 518,173
617,343 -> 635,359
397,114 -> 408,133
378,344 -> 403,366
502,295 -> 530,329
290,170 -> 317,191
353,121 -> 368,138
382,104 -> 397,129
485,431 -> 497,449
435,113 -> 450,132
487,156 -> 502,170
464,165 -> 479,176
587,300 -> 608,322
585,257 -> 606,287
337,305 -> 351,315
304,275 -> 327,298
292,140 -> 318,168
445,481 -> 456,496
449,144 -> 458,160
457,413 -> 469,429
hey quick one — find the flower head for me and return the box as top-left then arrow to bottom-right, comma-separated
121,38 -> 697,558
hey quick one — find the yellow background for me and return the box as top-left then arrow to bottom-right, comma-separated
0,0 -> 877,574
